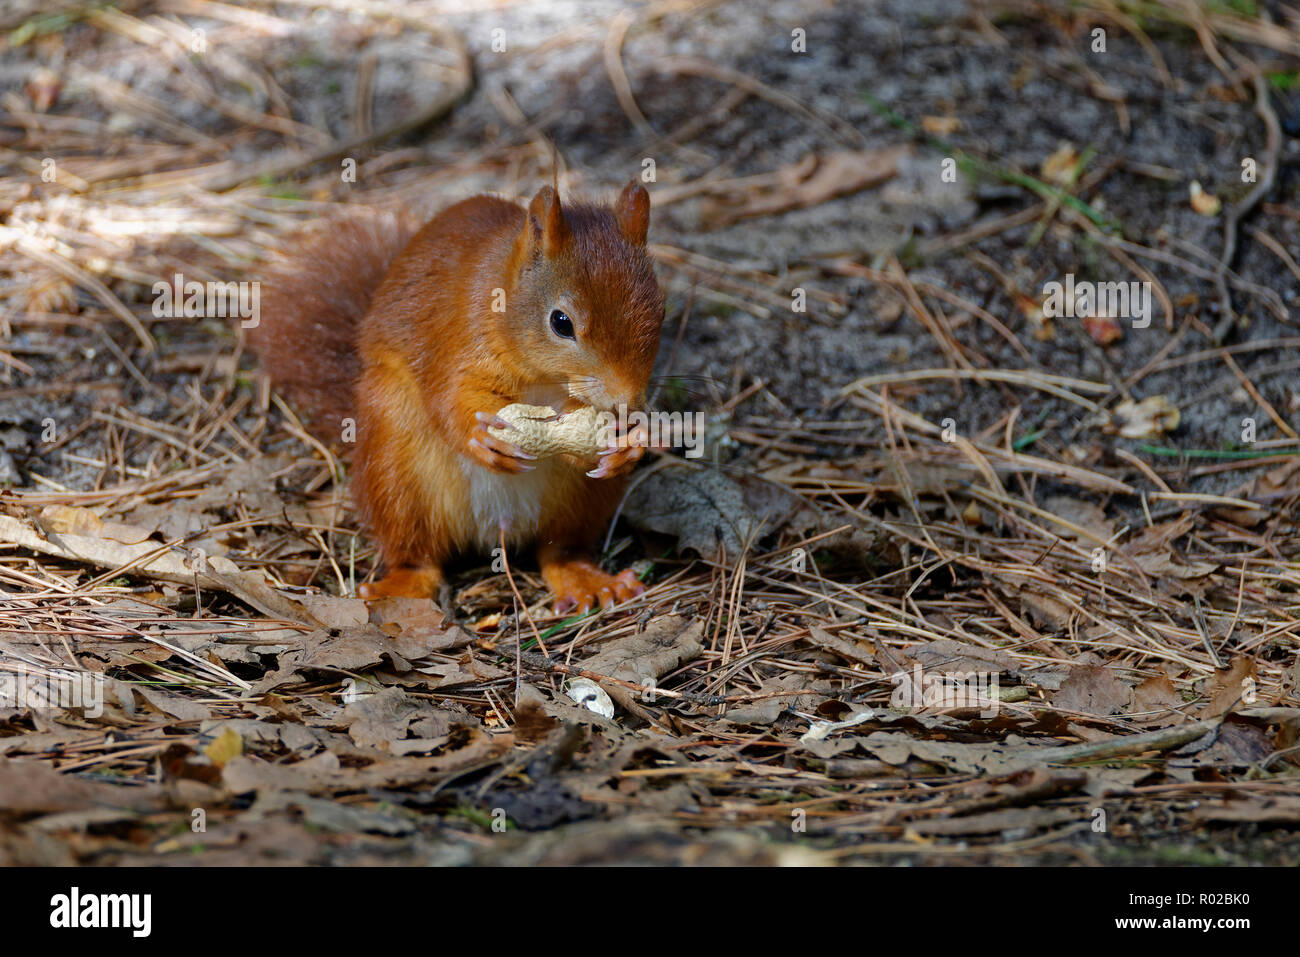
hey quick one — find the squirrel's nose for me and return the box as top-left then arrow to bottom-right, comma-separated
603,390 -> 642,415
602,376 -> 645,414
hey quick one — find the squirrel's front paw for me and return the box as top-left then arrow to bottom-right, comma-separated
468,412 -> 537,473
586,425 -> 647,479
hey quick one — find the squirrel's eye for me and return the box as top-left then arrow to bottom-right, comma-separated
549,309 -> 575,340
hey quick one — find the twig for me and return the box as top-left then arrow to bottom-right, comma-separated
1021,718 -> 1221,767
1213,72 -> 1282,342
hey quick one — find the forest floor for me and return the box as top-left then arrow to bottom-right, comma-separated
1,0 -> 1299,865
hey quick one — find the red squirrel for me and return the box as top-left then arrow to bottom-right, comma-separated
249,181 -> 665,612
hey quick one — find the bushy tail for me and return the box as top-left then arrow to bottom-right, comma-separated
248,209 -> 419,438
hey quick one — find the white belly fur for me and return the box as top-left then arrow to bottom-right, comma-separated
461,456 -> 563,551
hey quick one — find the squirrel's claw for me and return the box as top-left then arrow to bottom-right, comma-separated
551,567 -> 645,615
586,426 -> 647,479
474,410 -> 515,431
468,426 -> 536,473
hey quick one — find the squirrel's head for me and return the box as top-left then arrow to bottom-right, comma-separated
502,181 -> 665,412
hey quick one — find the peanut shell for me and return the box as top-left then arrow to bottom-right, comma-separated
488,403 -> 611,459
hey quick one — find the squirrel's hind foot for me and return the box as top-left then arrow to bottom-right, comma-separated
541,556 -> 644,615
358,565 -> 444,601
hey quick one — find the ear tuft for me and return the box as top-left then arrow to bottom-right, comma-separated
614,180 -> 650,246
527,186 -> 569,258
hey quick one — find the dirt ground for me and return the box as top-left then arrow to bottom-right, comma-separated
1,0 -> 1299,866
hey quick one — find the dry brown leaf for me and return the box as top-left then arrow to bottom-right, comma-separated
37,505 -> 154,545
1216,458 -> 1300,525
1053,658 -> 1129,717
255,625 -> 457,693
724,673 -> 826,726
806,625 -> 876,667
1018,587 -> 1075,631
857,731 -> 1031,775
0,757 -> 164,814
1016,291 -> 1052,339
512,686 -> 562,744
1132,550 -> 1218,579
202,718 -> 319,755
1083,315 -> 1123,345
341,686 -> 459,752
905,638 -> 1020,675
203,727 -> 243,767
623,467 -> 762,558
366,597 -> 466,644
1041,495 -> 1115,543
1171,718 -> 1271,769
0,511 -> 323,625
136,686 -> 214,722
296,593 -> 369,629
1204,657 -> 1257,718
221,728 -> 512,795
1130,674 -> 1181,719
579,615 -> 705,713
417,654 -> 510,691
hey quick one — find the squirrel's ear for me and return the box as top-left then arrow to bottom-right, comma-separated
526,186 -> 569,258
614,180 -> 650,246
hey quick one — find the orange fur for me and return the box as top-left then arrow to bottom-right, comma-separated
249,184 -> 665,609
